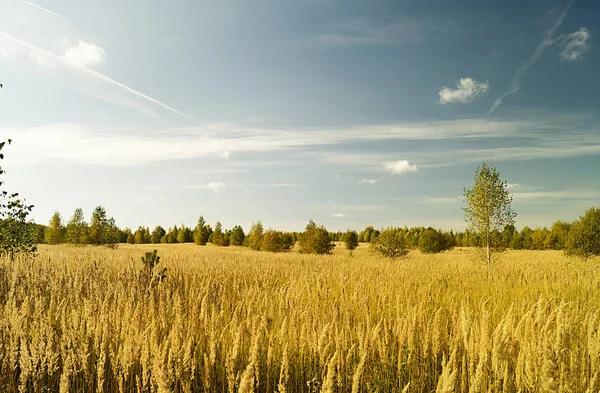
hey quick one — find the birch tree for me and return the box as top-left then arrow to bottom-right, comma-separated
463,161 -> 516,265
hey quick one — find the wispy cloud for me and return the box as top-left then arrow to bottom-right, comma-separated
424,196 -> 463,206
16,0 -> 68,20
331,213 -> 347,218
505,183 -> 520,191
61,41 -> 107,68
187,182 -> 227,193
0,32 -> 201,123
306,23 -> 425,49
513,189 -> 600,200
559,27 -> 592,61
358,178 -> 380,184
439,78 -> 489,104
487,1 -> 574,116
185,182 -> 300,193
382,160 -> 417,174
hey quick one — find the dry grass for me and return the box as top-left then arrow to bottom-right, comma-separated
1,244 -> 599,392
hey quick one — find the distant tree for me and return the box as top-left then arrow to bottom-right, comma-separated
463,161 -> 516,265
546,221 -> 571,250
244,221 -> 264,250
260,229 -> 291,252
282,232 -> 296,251
151,226 -> 166,244
343,230 -> 359,250
298,220 -> 335,255
229,225 -> 245,246
418,228 -> 452,254
127,232 -> 135,244
211,221 -> 229,246
166,226 -> 178,244
0,139 -> 37,257
32,224 -> 46,244
565,207 -> 600,260
530,228 -> 550,250
88,206 -> 120,247
370,227 -> 409,260
65,208 -> 88,244
45,211 -> 65,245
194,216 -> 210,246
177,227 -> 187,243
119,228 -> 132,244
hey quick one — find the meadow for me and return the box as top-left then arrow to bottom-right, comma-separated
1,244 -> 599,393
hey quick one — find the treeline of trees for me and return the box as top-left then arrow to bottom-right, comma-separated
32,205 -> 600,258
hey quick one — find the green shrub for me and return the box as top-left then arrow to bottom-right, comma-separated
343,230 -> 359,250
370,227 -> 409,260
565,207 -> 600,259
298,220 -> 335,255
418,228 -> 452,254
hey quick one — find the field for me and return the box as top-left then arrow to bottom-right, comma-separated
1,244 -> 599,393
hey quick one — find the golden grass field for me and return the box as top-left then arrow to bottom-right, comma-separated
1,244 -> 599,393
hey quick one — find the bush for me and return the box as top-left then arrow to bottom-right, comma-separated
343,230 -> 359,250
244,221 -> 264,250
565,207 -> 600,259
298,220 -> 335,255
418,228 -> 452,254
370,227 -> 409,260
260,230 -> 292,252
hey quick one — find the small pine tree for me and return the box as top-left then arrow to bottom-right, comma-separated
65,208 -> 88,244
343,230 -> 359,250
194,216 -> 210,245
229,225 -> 245,246
298,220 -> 335,255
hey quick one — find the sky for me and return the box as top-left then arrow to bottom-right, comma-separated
0,0 -> 599,232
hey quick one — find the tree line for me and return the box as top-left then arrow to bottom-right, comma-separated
29,204 -> 600,259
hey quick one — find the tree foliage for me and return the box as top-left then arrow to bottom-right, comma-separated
418,228 -> 453,254
194,216 -> 210,246
0,139 -> 37,257
87,206 -> 120,247
343,230 -> 359,250
298,220 -> 335,255
45,211 -> 65,245
229,225 -> 245,246
260,229 -> 292,252
565,207 -> 600,260
370,227 -> 409,260
245,221 -> 264,251
66,208 -> 88,244
463,161 -> 516,265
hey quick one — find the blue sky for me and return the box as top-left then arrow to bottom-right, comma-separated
0,0 -> 599,232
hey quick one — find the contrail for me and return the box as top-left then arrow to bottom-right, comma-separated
487,1 -> 574,116
16,0 -> 69,20
0,31 -> 203,124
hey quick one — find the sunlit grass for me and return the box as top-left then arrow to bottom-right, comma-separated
0,244 -> 599,392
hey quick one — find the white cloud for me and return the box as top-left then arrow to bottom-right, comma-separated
439,78 -> 489,104
560,27 -> 591,61
206,182 -> 226,193
382,160 -> 417,174
60,41 -> 107,68
505,183 -> 520,190
187,182 -> 227,193
333,174 -> 340,179
359,178 -> 380,184
331,213 -> 347,218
